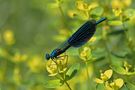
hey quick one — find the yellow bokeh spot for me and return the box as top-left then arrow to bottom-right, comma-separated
28,56 -> 44,73
3,30 -> 15,45
11,52 -> 28,63
13,67 -> 21,85
0,48 -> 8,58
112,0 -> 132,9
112,0 -> 122,8
123,0 -> 132,7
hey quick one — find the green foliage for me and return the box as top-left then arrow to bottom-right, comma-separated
0,0 -> 135,90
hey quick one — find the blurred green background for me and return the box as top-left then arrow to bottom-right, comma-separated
0,0 -> 135,90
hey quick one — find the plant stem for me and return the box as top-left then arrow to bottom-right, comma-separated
85,61 -> 91,90
102,30 -> 112,64
65,80 -> 72,90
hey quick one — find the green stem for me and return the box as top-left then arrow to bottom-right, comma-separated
52,60 -> 72,90
65,80 -> 72,90
58,2 -> 66,28
102,30 -> 112,64
85,61 -> 91,90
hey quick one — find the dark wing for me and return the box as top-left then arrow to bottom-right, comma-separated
68,20 -> 96,47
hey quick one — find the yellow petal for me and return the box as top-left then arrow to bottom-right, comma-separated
114,78 -> 124,88
46,60 -> 58,75
104,69 -> 113,79
94,78 -> 104,83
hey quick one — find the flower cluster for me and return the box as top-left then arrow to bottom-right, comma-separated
95,69 -> 124,90
46,56 -> 68,76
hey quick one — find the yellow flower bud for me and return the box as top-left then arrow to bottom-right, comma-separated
80,47 -> 91,61
124,61 -> 132,72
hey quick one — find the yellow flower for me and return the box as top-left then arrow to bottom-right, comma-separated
76,1 -> 89,11
46,60 -> 58,76
105,81 -> 114,90
95,69 -> 113,84
56,56 -> 68,73
80,47 -> 91,61
100,69 -> 113,81
113,8 -> 122,17
46,55 -> 68,76
114,78 -> 124,88
3,30 -> 15,45
105,78 -> 124,90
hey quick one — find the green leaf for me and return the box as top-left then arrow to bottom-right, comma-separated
90,7 -> 104,16
111,56 -> 127,75
111,65 -> 127,75
121,84 -> 129,90
108,20 -> 123,26
65,63 -> 80,81
126,82 -> 135,90
96,84 -> 105,90
124,9 -> 135,18
44,79 -> 62,88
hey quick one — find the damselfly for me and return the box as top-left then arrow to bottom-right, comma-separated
46,17 -> 107,60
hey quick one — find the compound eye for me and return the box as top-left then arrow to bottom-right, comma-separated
46,53 -> 50,60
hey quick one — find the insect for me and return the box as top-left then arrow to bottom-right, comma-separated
46,17 -> 107,60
